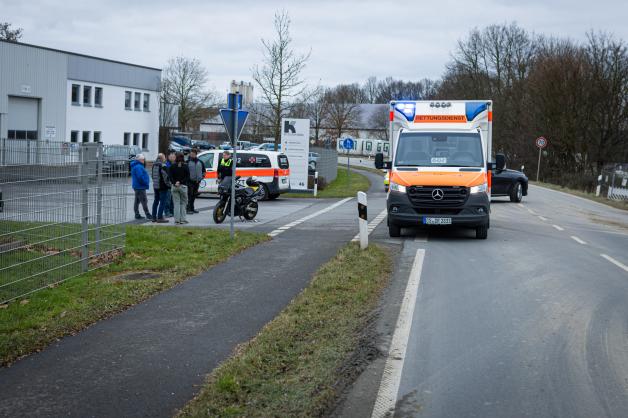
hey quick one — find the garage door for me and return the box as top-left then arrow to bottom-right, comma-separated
7,96 -> 39,140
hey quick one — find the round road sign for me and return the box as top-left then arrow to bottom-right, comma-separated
536,136 -> 548,149
342,137 -> 355,150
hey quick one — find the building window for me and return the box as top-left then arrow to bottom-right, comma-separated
125,91 -> 132,110
71,131 -> 79,143
71,84 -> 81,105
133,133 -> 139,146
83,86 -> 92,106
94,131 -> 102,142
123,132 -> 130,145
142,133 -> 149,150
134,92 -> 141,111
82,131 -> 90,143
143,93 -> 150,111
95,87 -> 103,107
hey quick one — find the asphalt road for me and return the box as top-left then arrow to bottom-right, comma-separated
338,183 -> 628,418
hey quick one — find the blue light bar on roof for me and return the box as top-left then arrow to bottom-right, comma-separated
393,102 -> 416,121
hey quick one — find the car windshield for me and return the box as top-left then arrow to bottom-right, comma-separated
395,132 -> 483,167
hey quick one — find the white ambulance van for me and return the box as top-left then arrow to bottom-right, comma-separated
197,150 -> 290,200
375,100 -> 505,239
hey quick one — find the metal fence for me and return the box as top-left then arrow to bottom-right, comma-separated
310,146 -> 337,186
0,140 -> 128,303
596,163 -> 628,201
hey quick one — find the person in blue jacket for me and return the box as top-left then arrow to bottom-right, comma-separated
130,154 -> 152,220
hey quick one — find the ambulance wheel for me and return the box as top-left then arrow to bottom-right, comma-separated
258,183 -> 269,201
388,221 -> 401,238
475,224 -> 488,239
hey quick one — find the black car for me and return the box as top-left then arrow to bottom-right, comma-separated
492,166 -> 528,202
191,140 -> 215,150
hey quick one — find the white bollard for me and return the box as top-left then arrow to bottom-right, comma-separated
314,171 -> 319,197
357,191 -> 368,249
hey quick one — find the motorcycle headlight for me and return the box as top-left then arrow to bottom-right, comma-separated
390,181 -> 407,193
470,182 -> 488,194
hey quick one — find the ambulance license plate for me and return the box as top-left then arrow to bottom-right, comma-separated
423,217 -> 452,225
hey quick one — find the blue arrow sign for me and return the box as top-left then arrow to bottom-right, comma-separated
342,137 -> 354,150
219,109 -> 249,142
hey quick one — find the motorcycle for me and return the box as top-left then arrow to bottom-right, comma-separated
213,176 -> 263,224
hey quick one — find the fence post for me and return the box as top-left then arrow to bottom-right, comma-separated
314,171 -> 318,197
79,144 -> 89,272
26,139 -> 31,164
95,143 -> 103,255
1,137 -> 5,166
357,191 -> 368,250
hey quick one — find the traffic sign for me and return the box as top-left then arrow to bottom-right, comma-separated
536,136 -> 548,149
219,109 -> 249,142
342,137 -> 354,150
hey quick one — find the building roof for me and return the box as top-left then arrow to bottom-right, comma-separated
0,39 -> 161,72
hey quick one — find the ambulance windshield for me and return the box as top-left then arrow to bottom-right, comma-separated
395,132 -> 483,167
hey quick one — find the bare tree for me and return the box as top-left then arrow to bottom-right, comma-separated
252,10 -> 310,148
0,22 -> 22,41
368,105 -> 390,140
161,57 -> 217,131
324,84 -> 363,139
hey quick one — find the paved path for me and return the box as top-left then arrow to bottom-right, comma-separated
0,170 -> 385,418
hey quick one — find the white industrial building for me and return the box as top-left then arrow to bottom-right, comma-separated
0,40 -> 161,159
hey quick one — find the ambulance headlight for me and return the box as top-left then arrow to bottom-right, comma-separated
390,181 -> 406,193
470,182 -> 488,194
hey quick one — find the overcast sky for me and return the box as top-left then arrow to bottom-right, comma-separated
2,0 -> 626,97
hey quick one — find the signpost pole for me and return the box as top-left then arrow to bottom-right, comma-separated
230,99 -> 240,239
536,147 -> 542,182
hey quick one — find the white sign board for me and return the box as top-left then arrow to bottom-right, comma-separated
281,118 -> 310,190
44,126 -> 56,140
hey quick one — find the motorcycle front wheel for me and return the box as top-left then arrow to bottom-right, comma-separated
213,201 -> 227,224
243,201 -> 259,220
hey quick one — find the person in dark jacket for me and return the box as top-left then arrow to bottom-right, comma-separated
169,152 -> 190,224
151,153 -> 171,223
186,149 -> 206,214
163,151 -> 176,217
130,154 -> 152,220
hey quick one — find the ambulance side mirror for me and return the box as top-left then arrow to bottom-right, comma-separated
374,153 -> 390,170
495,153 -> 506,172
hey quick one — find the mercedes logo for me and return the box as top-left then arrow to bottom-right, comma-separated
432,189 -> 444,200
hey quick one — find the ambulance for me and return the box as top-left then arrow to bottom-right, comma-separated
375,100 -> 505,239
197,150 -> 291,200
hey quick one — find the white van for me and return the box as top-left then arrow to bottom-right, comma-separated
197,150 -> 290,200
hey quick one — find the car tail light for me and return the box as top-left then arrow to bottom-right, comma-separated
274,169 -> 279,179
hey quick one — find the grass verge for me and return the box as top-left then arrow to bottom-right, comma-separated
178,243 -> 392,418
531,181 -> 628,211
286,167 -> 371,198
0,226 -> 267,366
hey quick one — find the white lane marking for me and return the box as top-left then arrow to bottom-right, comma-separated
570,235 -> 587,245
538,216 -> 548,222
352,209 -> 387,242
552,224 -> 565,231
600,254 -> 628,273
372,249 -> 425,418
268,197 -> 353,237
527,208 -> 537,215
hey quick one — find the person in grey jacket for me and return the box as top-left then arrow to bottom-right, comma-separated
151,153 -> 171,223
186,149 -> 206,214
